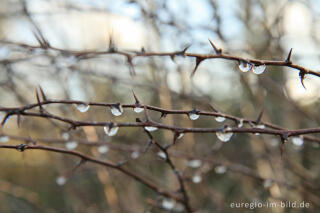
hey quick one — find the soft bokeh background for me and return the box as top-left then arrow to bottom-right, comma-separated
0,0 -> 320,212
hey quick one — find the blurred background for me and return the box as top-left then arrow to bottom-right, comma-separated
0,0 -> 320,212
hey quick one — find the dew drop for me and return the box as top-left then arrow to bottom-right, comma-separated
98,145 -> 109,154
110,105 -> 123,116
187,159 -> 202,168
0,46 -> 11,59
0,136 -> 9,143
131,151 -> 140,159
239,61 -> 253,72
65,141 -> 78,150
177,133 -> 184,140
216,127 -> 233,142
76,104 -> 90,113
133,107 -> 144,113
104,125 -> 119,136
252,64 -> 266,75
56,176 -> 67,186
192,175 -> 202,184
189,113 -> 200,120
215,165 -> 227,174
292,136 -> 304,146
162,199 -> 175,210
144,126 -> 158,132
157,151 -> 167,160
238,119 -> 244,127
215,116 -> 225,122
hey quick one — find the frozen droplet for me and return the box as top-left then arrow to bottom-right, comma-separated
110,105 -> 123,116
133,107 -> 144,113
216,127 -> 233,142
292,136 -> 304,146
263,179 -> 273,188
144,126 -> 158,132
215,116 -> 225,122
162,199 -> 175,210
189,113 -> 200,120
98,145 -> 109,154
104,125 -> 119,136
187,159 -> 202,168
238,119 -> 244,127
192,175 -> 202,183
252,64 -> 266,75
61,132 -> 70,140
131,151 -> 140,159
56,176 -> 67,186
157,151 -> 167,160
256,124 -> 265,129
76,104 -> 90,112
239,61 -> 253,72
65,141 -> 78,150
0,46 -> 11,59
0,136 -> 9,143
177,133 -> 184,140
215,165 -> 227,174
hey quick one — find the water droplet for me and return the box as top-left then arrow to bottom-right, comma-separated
292,136 -> 304,146
216,127 -> 233,142
256,124 -> 265,129
133,107 -> 144,113
192,175 -> 202,183
187,159 -> 202,168
131,151 -> 140,159
157,151 -> 167,160
238,119 -> 244,127
61,132 -> 70,140
215,165 -> 227,174
189,113 -> 200,120
144,126 -> 158,132
239,61 -> 253,72
65,141 -> 78,150
252,64 -> 266,75
110,105 -> 123,116
56,176 -> 67,186
0,136 -> 9,143
263,179 -> 273,188
162,199 -> 175,210
104,125 -> 119,136
76,104 -> 90,112
177,133 -> 184,140
98,145 -> 109,154
0,46 -> 11,59
215,116 -> 225,122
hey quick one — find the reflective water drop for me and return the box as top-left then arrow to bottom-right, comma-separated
61,132 -> 70,140
263,179 -> 273,188
98,145 -> 109,154
215,165 -> 227,174
216,127 -> 233,142
177,133 -> 184,140
292,136 -> 304,146
187,159 -> 202,168
157,151 -> 167,160
238,119 -> 244,127
0,136 -> 9,143
192,175 -> 202,184
239,61 -> 253,72
56,176 -> 66,186
252,64 -> 266,75
162,199 -> 175,210
66,141 -> 78,150
0,46 -> 11,59
133,107 -> 144,113
110,105 -> 123,116
104,125 -> 119,136
189,113 -> 200,120
76,104 -> 90,112
256,124 -> 265,129
131,151 -> 140,159
144,126 -> 158,132
215,116 -> 225,122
